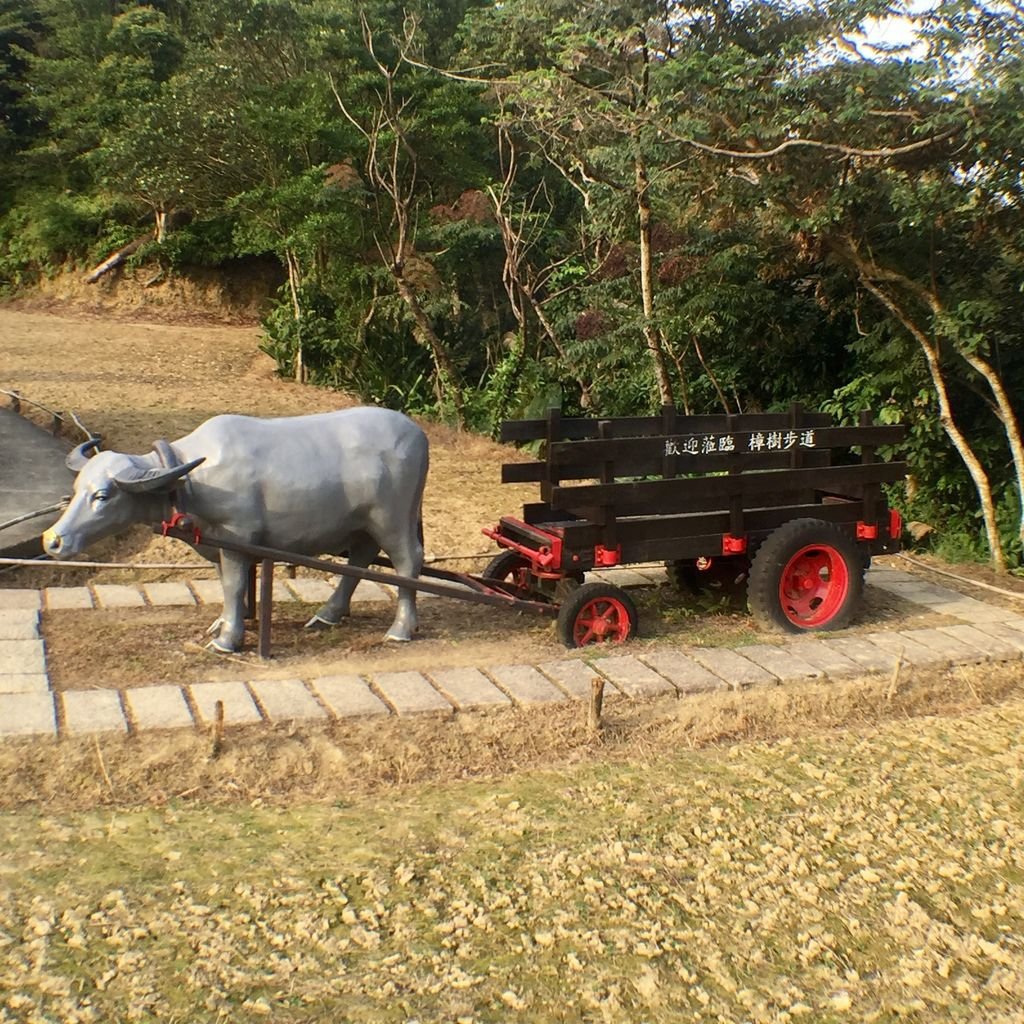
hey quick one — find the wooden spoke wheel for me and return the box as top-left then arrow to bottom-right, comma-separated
557,582 -> 638,648
748,519 -> 864,633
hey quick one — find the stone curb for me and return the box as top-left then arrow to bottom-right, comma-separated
3,616 -> 1019,741
3,567 -> 1023,740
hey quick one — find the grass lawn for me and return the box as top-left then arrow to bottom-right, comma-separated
2,671 -> 1023,1022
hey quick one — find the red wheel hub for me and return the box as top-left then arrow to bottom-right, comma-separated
573,596 -> 632,645
778,543 -> 849,627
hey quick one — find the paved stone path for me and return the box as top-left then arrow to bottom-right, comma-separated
2,565 -> 1024,740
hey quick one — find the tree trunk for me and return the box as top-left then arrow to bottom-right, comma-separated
284,249 -> 305,384
859,276 -> 1007,570
635,155 -> 674,407
393,270 -> 465,423
954,350 -> 1024,552
82,231 -> 153,284
834,236 -> 1014,568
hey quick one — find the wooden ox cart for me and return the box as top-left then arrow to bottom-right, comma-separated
483,405 -> 906,646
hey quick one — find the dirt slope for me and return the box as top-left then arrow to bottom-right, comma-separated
0,307 -> 533,579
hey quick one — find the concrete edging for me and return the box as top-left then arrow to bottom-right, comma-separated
2,566 -> 1023,740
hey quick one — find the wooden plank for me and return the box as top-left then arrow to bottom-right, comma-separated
549,462 -> 906,517
500,410 -> 835,443
547,500 -> 883,565
547,425 -> 906,468
502,448 -> 833,484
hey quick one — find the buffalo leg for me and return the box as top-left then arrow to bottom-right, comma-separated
208,550 -> 252,653
305,533 -> 379,629
383,528 -> 423,643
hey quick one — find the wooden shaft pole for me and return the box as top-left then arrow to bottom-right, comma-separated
258,558 -> 274,660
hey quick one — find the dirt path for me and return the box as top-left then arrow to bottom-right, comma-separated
0,307 -> 534,578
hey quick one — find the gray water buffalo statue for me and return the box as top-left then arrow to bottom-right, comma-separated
42,407 -> 429,653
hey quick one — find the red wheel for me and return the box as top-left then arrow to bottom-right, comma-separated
482,549 -> 559,603
748,519 -> 863,633
483,549 -> 533,595
777,544 -> 849,626
557,582 -> 638,648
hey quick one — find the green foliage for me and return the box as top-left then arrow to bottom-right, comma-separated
3,0 -> 1024,564
0,191 -> 139,286
260,284 -> 435,411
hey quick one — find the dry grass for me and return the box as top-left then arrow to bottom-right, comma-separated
1,663 -> 1022,1022
2,660 -> 1018,812
7,307 -> 1024,1021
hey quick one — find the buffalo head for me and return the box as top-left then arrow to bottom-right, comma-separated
42,441 -> 205,558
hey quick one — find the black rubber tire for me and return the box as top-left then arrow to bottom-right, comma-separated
482,549 -> 556,603
483,549 -> 530,585
557,582 -> 638,648
667,557 -> 752,603
748,518 -> 864,634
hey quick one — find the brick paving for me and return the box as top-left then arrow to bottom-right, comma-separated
0,609 -> 40,640
428,667 -> 511,711
44,587 -> 94,610
1,564 -> 1022,740
124,685 -> 195,732
486,664 -> 566,705
686,647 -> 777,689
640,649 -> 730,693
373,671 -> 453,716
143,582 -> 196,607
188,681 -> 263,726
249,677 -> 328,722
310,675 -> 389,718
591,655 -> 678,698
730,643 -> 824,683
92,584 -> 146,609
62,690 -> 127,736
861,630 -> 947,669
785,638 -> 863,678
535,659 -> 612,699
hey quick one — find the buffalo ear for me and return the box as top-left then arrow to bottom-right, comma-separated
112,457 -> 206,493
66,437 -> 102,472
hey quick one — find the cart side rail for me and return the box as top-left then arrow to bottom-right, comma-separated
500,406 -> 834,443
545,460 -> 907,519
496,405 -> 906,563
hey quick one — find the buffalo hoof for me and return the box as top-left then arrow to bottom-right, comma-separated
385,630 -> 414,643
205,637 -> 239,654
304,613 -> 342,631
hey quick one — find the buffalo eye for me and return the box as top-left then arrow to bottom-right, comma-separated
92,490 -> 111,504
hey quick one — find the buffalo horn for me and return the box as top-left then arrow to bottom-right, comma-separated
65,437 -> 102,472
112,457 -> 206,493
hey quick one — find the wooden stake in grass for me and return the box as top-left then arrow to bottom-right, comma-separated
211,699 -> 226,759
885,655 -> 903,702
588,676 -> 605,736
93,737 -> 115,798
958,666 -> 981,704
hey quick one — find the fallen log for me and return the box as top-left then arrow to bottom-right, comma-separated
82,230 -> 154,284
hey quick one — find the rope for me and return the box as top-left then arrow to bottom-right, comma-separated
2,388 -> 97,441
897,552 -> 1024,603
0,557 -> 212,570
0,500 -> 69,534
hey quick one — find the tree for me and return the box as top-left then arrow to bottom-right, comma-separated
647,0 -> 1024,568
